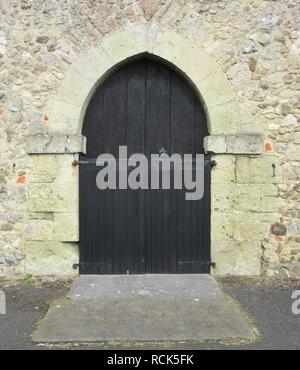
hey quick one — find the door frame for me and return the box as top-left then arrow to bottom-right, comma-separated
78,57 -> 212,274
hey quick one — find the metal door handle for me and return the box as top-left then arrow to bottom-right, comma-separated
158,147 -> 168,156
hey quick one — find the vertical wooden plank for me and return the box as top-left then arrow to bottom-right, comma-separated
127,61 -> 146,155
82,90 -> 104,157
126,188 -> 134,273
170,72 -> 196,155
139,189 -> 146,273
169,184 -> 177,273
103,68 -> 127,157
145,61 -> 170,155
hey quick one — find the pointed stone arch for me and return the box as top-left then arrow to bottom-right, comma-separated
45,24 -> 241,136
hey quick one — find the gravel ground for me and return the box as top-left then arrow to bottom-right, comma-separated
0,277 -> 299,350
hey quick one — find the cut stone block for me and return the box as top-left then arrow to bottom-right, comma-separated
25,241 -> 79,276
26,135 -> 86,154
204,133 -> 264,154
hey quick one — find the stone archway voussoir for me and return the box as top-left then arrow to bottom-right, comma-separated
46,25 -> 242,136
55,69 -> 95,109
100,25 -> 156,64
208,101 -> 242,135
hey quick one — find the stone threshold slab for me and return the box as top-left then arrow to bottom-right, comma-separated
33,297 -> 255,342
68,274 -> 223,300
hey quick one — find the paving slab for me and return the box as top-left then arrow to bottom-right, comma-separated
68,274 -> 222,300
33,297 -> 255,342
33,275 -> 255,343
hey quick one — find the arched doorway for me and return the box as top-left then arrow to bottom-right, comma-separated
79,57 -> 211,274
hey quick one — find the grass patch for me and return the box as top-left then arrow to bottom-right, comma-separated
24,273 -> 33,285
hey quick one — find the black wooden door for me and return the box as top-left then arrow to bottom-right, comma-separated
79,58 -> 210,274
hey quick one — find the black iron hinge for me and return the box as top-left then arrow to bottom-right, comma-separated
207,261 -> 216,268
74,158 -> 217,167
178,261 -> 216,268
209,159 -> 217,168
72,159 -> 96,166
